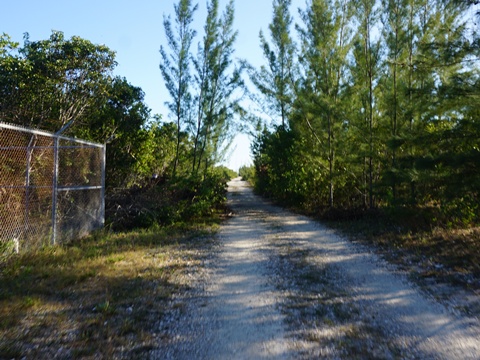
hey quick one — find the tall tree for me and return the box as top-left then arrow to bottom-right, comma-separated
0,31 -> 116,133
0,32 -> 166,189
249,0 -> 296,127
295,0 -> 353,207
350,0 -> 382,208
249,0 -> 480,226
191,0 -> 243,175
75,77 -> 153,188
379,0 -> 475,206
160,0 -> 198,177
415,0 -> 479,215
380,0 -> 410,203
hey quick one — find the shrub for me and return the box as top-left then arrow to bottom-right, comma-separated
239,165 -> 255,182
106,168 -> 231,230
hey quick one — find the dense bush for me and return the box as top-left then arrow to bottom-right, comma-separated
106,167 -> 233,231
239,165 -> 254,182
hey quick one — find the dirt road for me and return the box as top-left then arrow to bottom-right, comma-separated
156,178 -> 480,359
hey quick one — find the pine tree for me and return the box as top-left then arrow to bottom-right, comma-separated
249,0 -> 296,127
191,0 -> 243,175
380,0 -> 410,204
379,0 -> 475,207
295,0 -> 353,207
416,0 -> 478,217
160,0 -> 198,177
350,0 -> 382,208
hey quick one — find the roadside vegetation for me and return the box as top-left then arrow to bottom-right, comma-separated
249,0 -> 479,223
245,0 -> 479,311
239,164 -> 255,183
1,0 -> 239,356
0,219 -> 221,358
1,0 -> 479,355
0,146 -> 233,358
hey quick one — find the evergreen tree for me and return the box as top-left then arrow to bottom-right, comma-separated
380,0 -> 410,204
295,0 -> 353,207
160,0 -> 198,177
249,0 -> 296,127
416,0 -> 478,219
350,0 -> 382,208
191,0 -> 243,176
248,0 -> 479,224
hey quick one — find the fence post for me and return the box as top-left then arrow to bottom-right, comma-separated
51,136 -> 59,245
24,135 -> 34,242
101,144 -> 106,227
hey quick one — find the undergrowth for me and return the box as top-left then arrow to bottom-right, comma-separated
106,171 -> 231,231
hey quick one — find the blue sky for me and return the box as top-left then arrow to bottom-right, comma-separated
2,0 -> 305,171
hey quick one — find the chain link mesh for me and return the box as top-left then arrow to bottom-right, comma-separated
0,122 -> 105,252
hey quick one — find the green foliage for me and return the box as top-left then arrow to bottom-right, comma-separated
239,165 -> 255,182
253,125 -> 308,206
73,76 -> 155,188
0,31 -> 116,132
0,27 -> 234,235
248,0 -> 296,127
251,0 -> 479,226
215,165 -> 237,180
160,0 -> 243,179
0,31 -> 179,191
190,0 -> 244,177
106,170 -> 230,230
160,0 -> 198,177
294,0 -> 354,208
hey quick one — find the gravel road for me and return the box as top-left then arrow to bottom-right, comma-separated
156,178 -> 480,359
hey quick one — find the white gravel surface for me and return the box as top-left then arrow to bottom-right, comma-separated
155,178 -> 480,359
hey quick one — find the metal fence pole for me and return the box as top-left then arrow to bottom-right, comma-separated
51,136 -> 59,245
101,144 -> 106,227
24,136 -> 33,242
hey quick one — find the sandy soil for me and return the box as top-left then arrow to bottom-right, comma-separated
155,178 -> 480,359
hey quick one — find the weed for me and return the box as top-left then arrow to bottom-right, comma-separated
106,254 -> 126,264
95,300 -> 115,316
21,296 -> 41,309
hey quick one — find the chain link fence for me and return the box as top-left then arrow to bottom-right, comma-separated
0,122 -> 105,252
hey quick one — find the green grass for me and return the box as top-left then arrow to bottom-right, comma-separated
0,221 -> 219,358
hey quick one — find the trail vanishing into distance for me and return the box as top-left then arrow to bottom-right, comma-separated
157,178 -> 480,359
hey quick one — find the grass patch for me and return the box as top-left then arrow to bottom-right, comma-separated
0,221 -> 218,358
